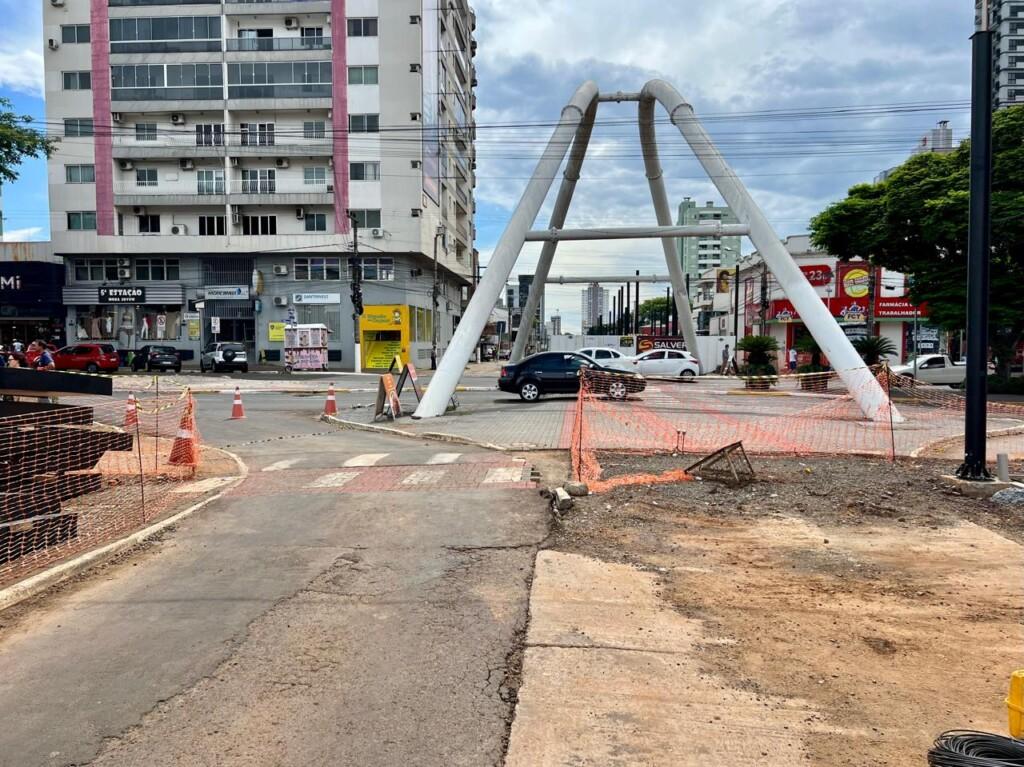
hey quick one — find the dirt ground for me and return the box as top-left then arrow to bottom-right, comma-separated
552,455 -> 1024,766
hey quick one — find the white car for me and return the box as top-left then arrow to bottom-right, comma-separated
576,347 -> 634,371
630,349 -> 700,378
200,342 -> 249,373
889,354 -> 966,385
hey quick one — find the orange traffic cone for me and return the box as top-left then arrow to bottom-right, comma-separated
229,386 -> 246,420
124,392 -> 139,430
168,396 -> 198,466
324,383 -> 338,416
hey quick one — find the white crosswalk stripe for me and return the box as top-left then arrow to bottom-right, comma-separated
262,458 -> 302,472
401,469 -> 447,485
427,453 -> 462,465
312,471 -> 361,488
483,467 -> 523,484
343,453 -> 389,467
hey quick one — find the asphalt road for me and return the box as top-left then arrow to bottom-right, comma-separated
0,393 -> 550,767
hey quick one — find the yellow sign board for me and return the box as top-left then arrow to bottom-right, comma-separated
360,305 -> 411,370
187,318 -> 201,340
361,304 -> 408,330
268,321 -> 286,342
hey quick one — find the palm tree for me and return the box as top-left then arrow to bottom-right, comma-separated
736,335 -> 779,389
853,336 -> 897,366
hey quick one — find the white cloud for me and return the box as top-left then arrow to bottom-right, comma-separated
0,46 -> 43,98
4,226 -> 44,242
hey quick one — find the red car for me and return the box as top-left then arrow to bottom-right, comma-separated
53,343 -> 121,373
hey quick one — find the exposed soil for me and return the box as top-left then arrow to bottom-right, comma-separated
552,455 -> 1024,766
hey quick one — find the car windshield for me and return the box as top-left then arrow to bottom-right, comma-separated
222,344 -> 244,352
151,346 -> 175,354
99,345 -> 116,353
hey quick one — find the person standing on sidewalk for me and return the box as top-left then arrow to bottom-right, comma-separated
788,347 -> 798,373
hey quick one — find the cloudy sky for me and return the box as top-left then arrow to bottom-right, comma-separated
0,0 -> 975,332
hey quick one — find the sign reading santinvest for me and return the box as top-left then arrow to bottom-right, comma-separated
293,293 -> 341,304
205,285 -> 250,300
98,286 -> 146,303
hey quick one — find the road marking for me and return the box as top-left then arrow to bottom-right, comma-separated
312,471 -> 361,488
261,458 -> 302,472
483,466 -> 523,484
427,452 -> 461,465
343,453 -> 389,467
172,477 -> 237,493
401,468 -> 447,485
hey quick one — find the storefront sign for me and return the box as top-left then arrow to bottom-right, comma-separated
210,316 -> 221,334
293,293 -> 341,304
98,286 -> 146,304
839,265 -> 871,299
268,321 -> 286,342
637,336 -> 687,353
799,264 -> 834,286
768,297 -> 928,324
206,285 -> 250,300
874,297 -> 924,318
186,315 -> 201,340
715,269 -> 733,293
361,305 -> 409,370
906,323 -> 941,355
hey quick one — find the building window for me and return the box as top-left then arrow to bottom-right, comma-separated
199,215 -> 225,236
136,257 -> 179,280
138,214 -> 161,234
241,168 -> 275,194
294,256 -> 341,280
350,161 -> 380,181
300,26 -> 324,43
226,61 -> 332,97
74,258 -> 119,281
348,65 -> 379,85
347,17 -> 378,37
109,15 -> 222,43
303,166 -> 327,185
111,64 -> 165,88
304,213 -> 327,232
64,118 -> 94,137
195,123 -> 223,146
166,62 -> 222,87
65,164 -> 96,183
351,256 -> 394,282
197,169 -> 225,195
136,168 -> 158,187
62,71 -> 92,90
61,24 -> 91,43
67,211 -> 97,231
349,209 -> 382,229
348,114 -> 379,133
240,122 -> 274,146
135,122 -> 157,141
241,215 -> 277,235
303,121 -> 326,139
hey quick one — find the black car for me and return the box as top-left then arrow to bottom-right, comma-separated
498,352 -> 646,402
132,345 -> 182,373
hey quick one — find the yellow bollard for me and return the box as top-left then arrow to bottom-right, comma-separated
1006,670 -> 1024,737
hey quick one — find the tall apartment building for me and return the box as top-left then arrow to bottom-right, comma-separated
677,197 -> 740,301
979,1 -> 1024,108
580,282 -> 607,333
43,0 -> 477,370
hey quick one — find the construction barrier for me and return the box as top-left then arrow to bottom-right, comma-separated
0,385 -> 205,588
571,366 -> 1024,491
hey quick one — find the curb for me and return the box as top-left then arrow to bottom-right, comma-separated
320,414 -> 509,452
0,447 -> 249,613
910,422 -> 1024,459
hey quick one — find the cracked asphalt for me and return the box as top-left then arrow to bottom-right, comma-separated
0,392 -> 552,767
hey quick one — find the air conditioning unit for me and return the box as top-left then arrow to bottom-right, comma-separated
275,157 -> 289,168
179,158 -> 194,170
410,112 -> 422,121
117,268 -> 131,279
170,224 -> 188,235
273,296 -> 288,306
326,183 -> 334,193
118,159 -> 134,171
273,264 -> 288,276
111,112 -> 122,123
48,38 -> 59,50
231,211 -> 241,225
50,0 -> 64,6
117,258 -> 131,267
170,113 -> 186,125
410,64 -> 422,73
371,227 -> 384,239
284,16 -> 299,28
295,207 -> 305,220
229,157 -> 240,167
132,206 -> 146,215
410,208 -> 421,218
411,160 -> 422,169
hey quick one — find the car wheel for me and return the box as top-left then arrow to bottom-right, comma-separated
519,381 -> 541,402
608,380 -> 628,400
680,369 -> 696,379
241,364 -> 249,373
84,362 -> 99,374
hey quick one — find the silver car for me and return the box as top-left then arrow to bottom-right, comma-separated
200,342 -> 249,373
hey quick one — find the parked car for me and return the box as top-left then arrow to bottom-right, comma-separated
132,344 -> 182,373
498,352 -> 646,402
200,342 -> 249,373
576,347 -> 634,371
52,343 -> 121,373
889,354 -> 966,385
630,349 -> 700,378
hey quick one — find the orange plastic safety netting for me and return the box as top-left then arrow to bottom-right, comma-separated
571,367 -> 1024,491
0,386 -> 203,587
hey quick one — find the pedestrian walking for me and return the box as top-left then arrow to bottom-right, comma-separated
33,341 -> 55,371
788,347 -> 798,373
721,344 -> 730,375
12,339 -> 23,354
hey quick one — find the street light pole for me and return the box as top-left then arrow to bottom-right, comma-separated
431,225 -> 445,370
958,3 -> 994,480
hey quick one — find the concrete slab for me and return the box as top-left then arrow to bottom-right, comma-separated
940,474 -> 1023,498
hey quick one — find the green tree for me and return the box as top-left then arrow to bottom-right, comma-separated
853,335 -> 897,366
0,99 -> 54,184
810,105 -> 1024,377
637,296 -> 670,326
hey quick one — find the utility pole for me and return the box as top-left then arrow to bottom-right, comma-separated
665,286 -> 671,337
634,270 -> 640,335
866,266 -> 877,337
733,263 -> 740,347
430,225 -> 446,370
759,263 -> 768,336
347,211 -> 364,374
958,1 -> 995,480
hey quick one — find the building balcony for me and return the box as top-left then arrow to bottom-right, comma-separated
228,178 -> 333,205
226,37 -> 330,52
223,0 -> 331,15
110,41 -> 221,54
111,124 -> 335,159
113,182 -> 227,207
111,86 -> 223,104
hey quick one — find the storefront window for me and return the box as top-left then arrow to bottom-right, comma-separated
75,305 -> 183,345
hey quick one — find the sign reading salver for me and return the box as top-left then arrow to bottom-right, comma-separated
98,286 -> 145,303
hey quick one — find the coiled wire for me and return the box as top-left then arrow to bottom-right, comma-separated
928,731 -> 1024,766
